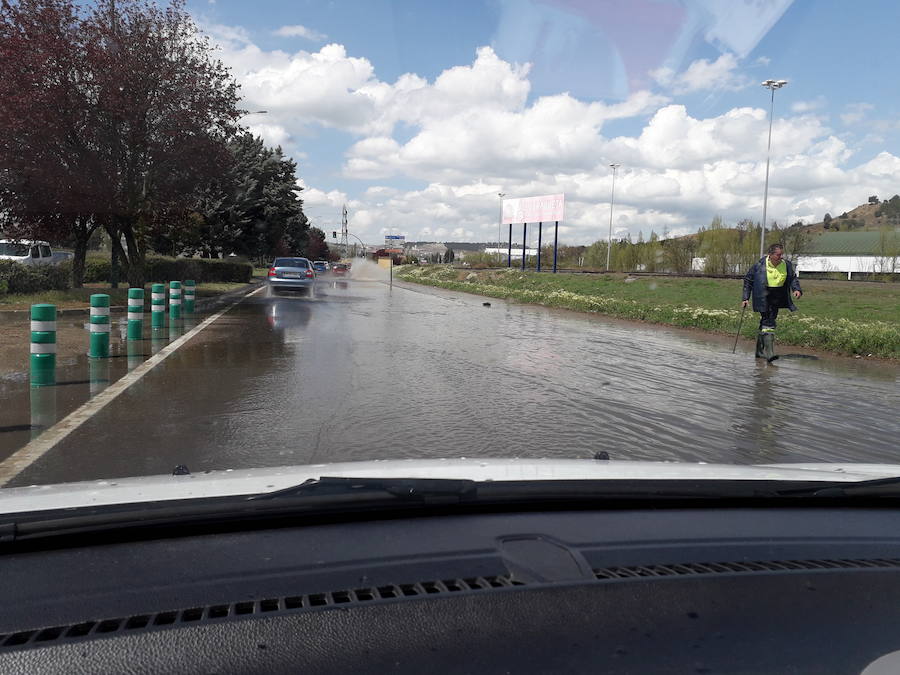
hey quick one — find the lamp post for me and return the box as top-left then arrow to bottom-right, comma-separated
605,164 -> 620,271
760,79 -> 788,258
497,193 -> 506,265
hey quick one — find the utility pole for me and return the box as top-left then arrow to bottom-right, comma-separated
760,79 -> 788,258
340,204 -> 349,259
606,164 -> 620,271
497,193 -> 505,266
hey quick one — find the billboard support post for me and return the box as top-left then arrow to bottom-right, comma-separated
537,222 -> 543,272
553,221 -> 559,273
507,223 -> 512,267
521,223 -> 527,271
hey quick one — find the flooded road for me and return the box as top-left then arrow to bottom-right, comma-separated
3,273 -> 899,486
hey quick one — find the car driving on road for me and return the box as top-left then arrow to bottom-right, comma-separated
267,257 -> 316,297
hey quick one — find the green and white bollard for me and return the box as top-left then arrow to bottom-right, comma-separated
127,287 -> 144,340
183,280 -> 196,314
151,283 -> 166,328
30,303 -> 57,387
89,294 -> 110,358
169,281 -> 182,320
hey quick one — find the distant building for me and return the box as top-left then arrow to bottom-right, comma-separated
794,232 -> 899,279
691,231 -> 899,279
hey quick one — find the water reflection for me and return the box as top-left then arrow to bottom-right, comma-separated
730,364 -> 796,462
150,327 -> 167,355
89,358 -> 111,397
29,386 -> 57,441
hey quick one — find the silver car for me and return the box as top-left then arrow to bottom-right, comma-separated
267,257 -> 317,297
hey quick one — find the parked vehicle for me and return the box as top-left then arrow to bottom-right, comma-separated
0,239 -> 73,266
267,257 -> 316,297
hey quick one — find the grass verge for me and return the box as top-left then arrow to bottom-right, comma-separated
397,266 -> 900,359
0,281 -> 252,311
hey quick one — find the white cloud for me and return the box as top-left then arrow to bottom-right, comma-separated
273,24 -> 327,42
791,97 -> 826,113
198,26 -> 899,245
840,102 -> 874,125
652,53 -> 749,94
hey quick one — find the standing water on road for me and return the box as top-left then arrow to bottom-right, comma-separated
4,278 -> 899,486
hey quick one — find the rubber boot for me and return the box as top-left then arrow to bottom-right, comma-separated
761,332 -> 778,363
755,333 -> 766,359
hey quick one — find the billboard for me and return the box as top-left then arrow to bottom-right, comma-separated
501,194 -> 565,224
384,234 -> 405,248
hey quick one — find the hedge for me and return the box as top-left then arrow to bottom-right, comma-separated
84,255 -> 252,284
0,260 -> 72,294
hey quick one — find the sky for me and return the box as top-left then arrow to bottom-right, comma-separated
186,0 -> 900,246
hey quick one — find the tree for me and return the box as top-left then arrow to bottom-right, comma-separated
0,0 -> 242,287
0,0 -> 106,286
781,227 -> 812,265
869,195 -> 880,205
303,227 -> 330,261
823,213 -> 833,226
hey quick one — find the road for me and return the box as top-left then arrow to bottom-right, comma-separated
1,272 -> 899,488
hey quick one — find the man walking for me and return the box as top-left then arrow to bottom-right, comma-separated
741,243 -> 802,362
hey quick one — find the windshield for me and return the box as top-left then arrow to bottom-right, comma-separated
0,243 -> 28,256
273,258 -> 309,268
0,0 -> 898,506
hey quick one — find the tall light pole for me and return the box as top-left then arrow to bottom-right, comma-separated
497,193 -> 506,265
605,164 -> 620,271
760,79 -> 787,258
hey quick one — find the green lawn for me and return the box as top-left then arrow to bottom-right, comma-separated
398,266 -> 900,358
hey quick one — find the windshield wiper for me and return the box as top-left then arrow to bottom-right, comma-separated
774,476 -> 900,498
245,476 -> 479,504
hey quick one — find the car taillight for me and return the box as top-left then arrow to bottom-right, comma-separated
306,269 -> 314,278
268,268 -> 276,277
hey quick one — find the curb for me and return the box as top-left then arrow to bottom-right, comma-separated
0,280 -> 265,320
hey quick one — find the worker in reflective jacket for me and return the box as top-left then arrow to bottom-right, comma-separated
741,243 -> 802,362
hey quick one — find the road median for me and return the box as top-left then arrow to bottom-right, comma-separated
397,266 -> 900,359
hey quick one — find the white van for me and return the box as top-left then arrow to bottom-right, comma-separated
0,239 -> 72,266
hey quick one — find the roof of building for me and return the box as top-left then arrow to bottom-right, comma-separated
802,231 -> 899,255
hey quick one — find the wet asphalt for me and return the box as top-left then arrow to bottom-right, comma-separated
1,273 -> 899,487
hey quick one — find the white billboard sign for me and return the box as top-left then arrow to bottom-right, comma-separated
501,194 -> 565,224
384,235 -> 405,248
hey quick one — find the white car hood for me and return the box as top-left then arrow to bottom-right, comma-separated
1,457 -> 899,515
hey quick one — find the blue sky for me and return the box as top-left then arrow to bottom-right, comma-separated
186,0 -> 900,244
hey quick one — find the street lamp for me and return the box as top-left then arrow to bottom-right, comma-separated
759,79 -> 788,258
497,193 -> 506,265
605,164 -> 620,271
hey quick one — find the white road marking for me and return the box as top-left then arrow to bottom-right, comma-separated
0,285 -> 265,486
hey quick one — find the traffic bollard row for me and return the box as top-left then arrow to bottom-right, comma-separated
184,280 -> 196,314
89,294 -> 110,358
30,303 -> 57,387
29,282 -> 194,388
127,287 -> 144,340
151,283 -> 166,328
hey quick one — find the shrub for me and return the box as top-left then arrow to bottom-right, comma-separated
0,260 -> 72,294
82,255 -> 251,284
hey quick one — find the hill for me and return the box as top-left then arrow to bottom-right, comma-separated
789,195 -> 900,234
